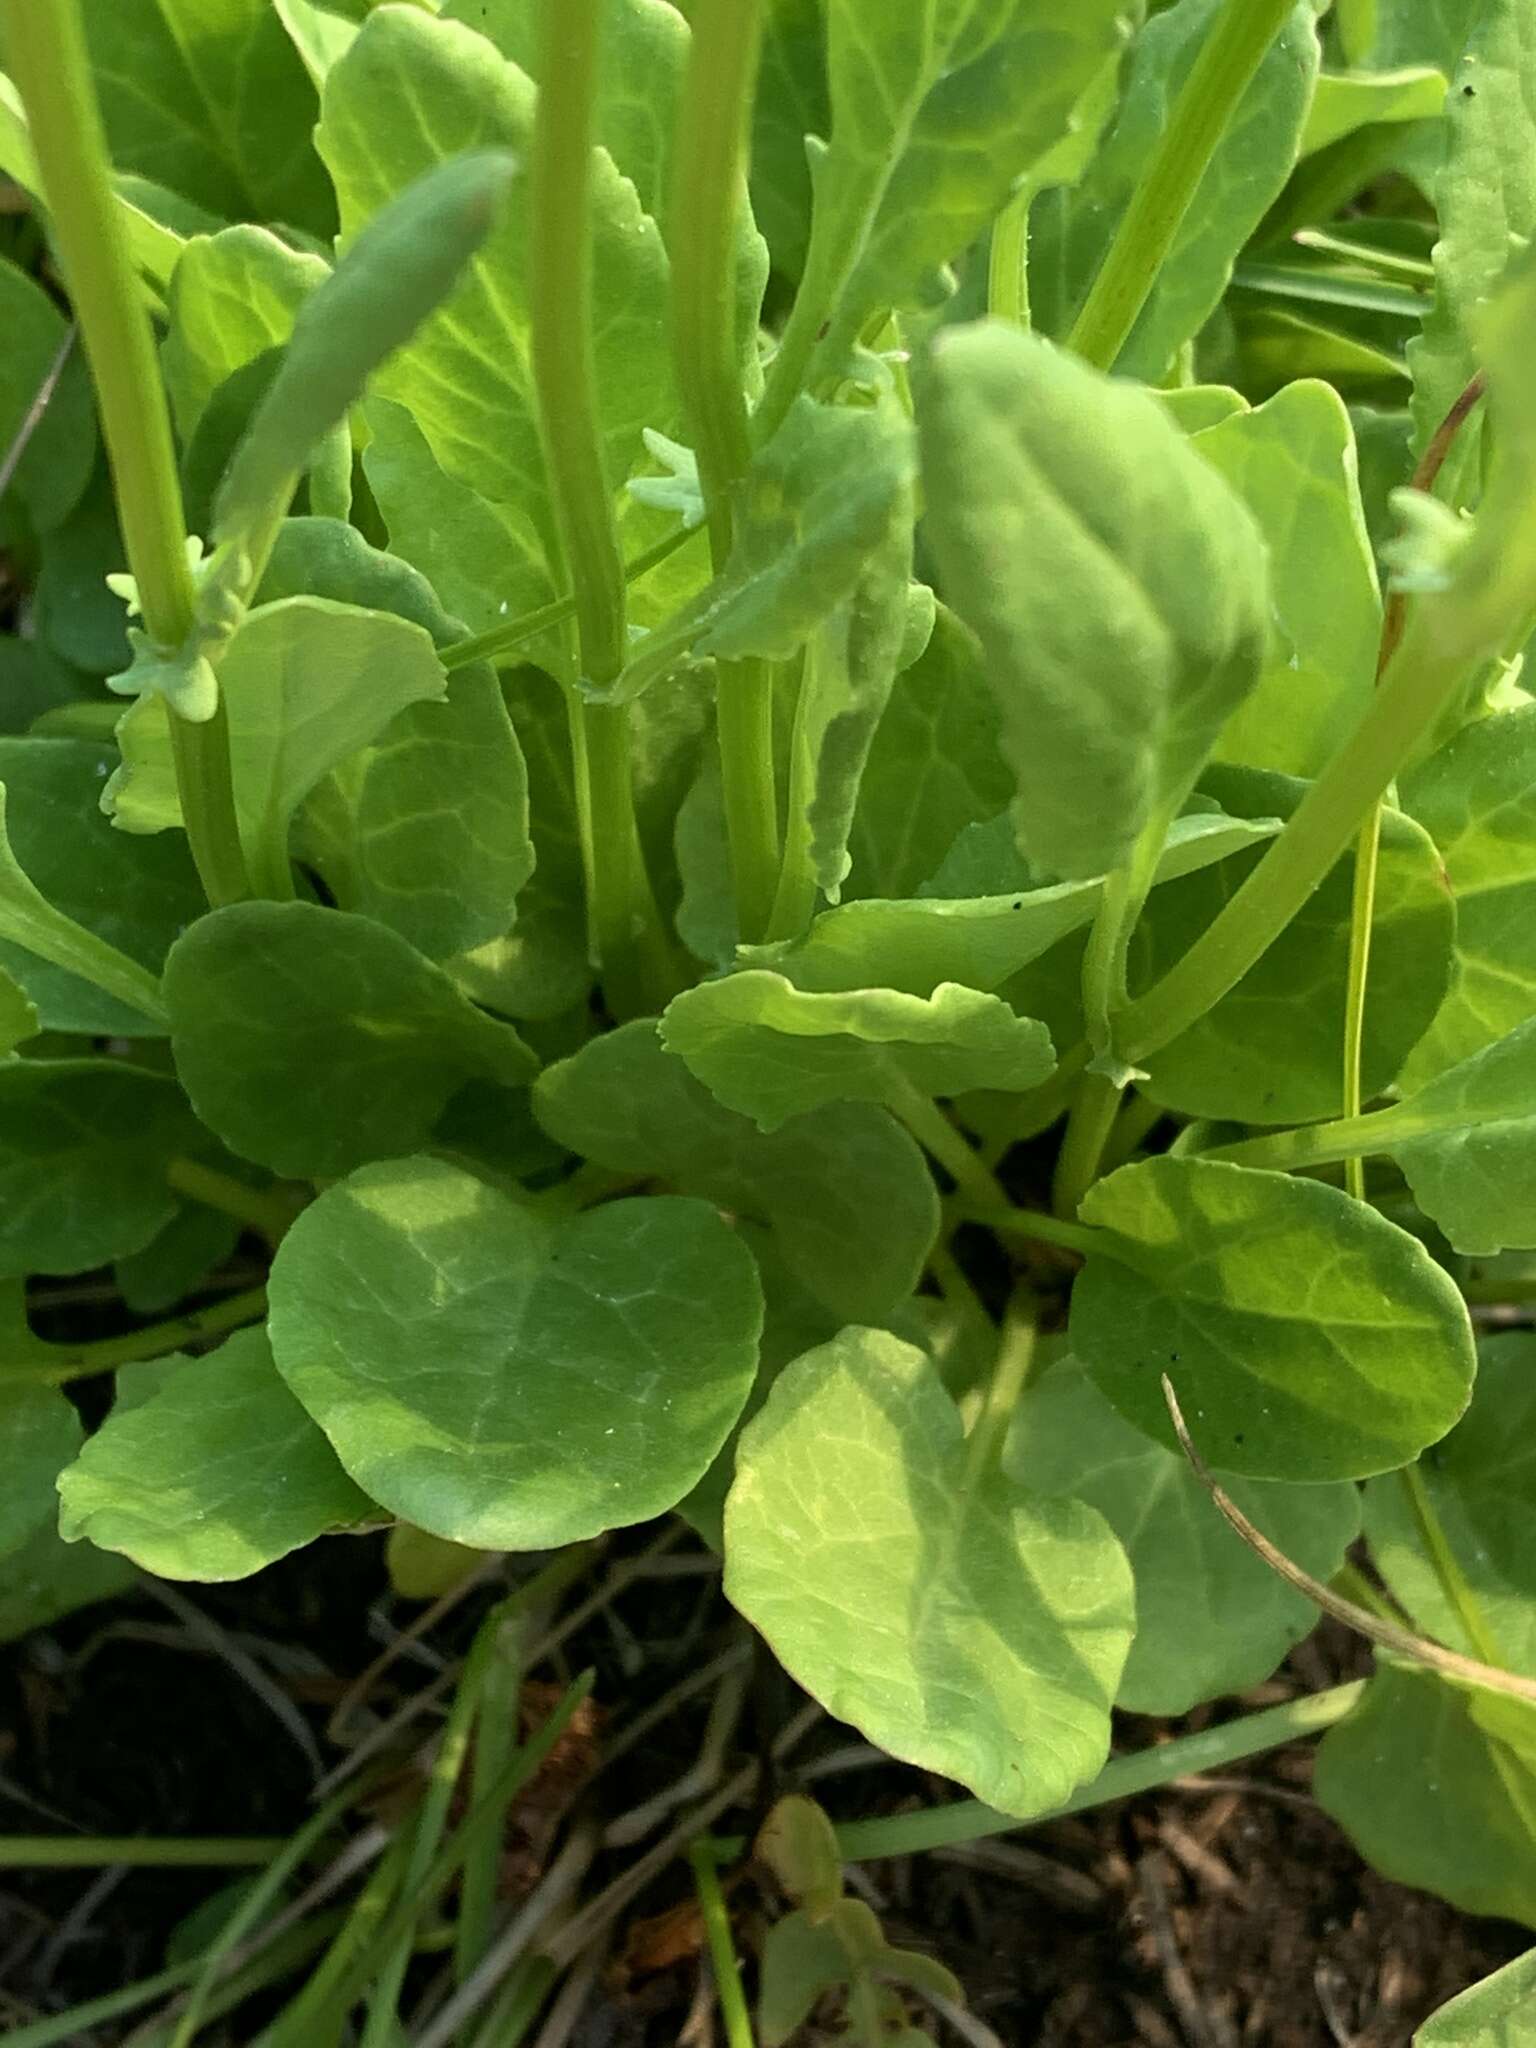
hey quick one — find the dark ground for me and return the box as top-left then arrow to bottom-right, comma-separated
0,1530 -> 1525,2048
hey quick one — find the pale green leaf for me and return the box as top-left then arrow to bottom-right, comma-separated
273,0 -> 365,84
161,226 -> 329,443
268,1157 -> 762,1547
1409,0 -> 1536,464
0,1060 -> 197,1280
1401,705 -> 1536,1086
749,808 -> 1280,999
1029,0 -> 1320,379
919,322 -> 1269,880
1156,385 -> 1250,433
165,901 -> 537,1180
318,7 -> 673,516
789,0 -> 1128,385
56,1326 -> 374,1581
532,1020 -> 939,1325
109,597 -> 448,896
1007,1357 -> 1360,1715
1302,65 -> 1448,155
1197,382 -> 1384,779
79,0 -> 334,230
1134,771 -> 1453,1124
662,971 -> 1054,1130
1417,1950 -> 1536,2045
0,1384 -> 81,1559
260,518 -> 533,960
1363,1334 -> 1536,1670
724,1327 -> 1134,1816
1315,1664 -> 1536,1928
845,605 -> 1014,901
1355,0 -> 1479,71
0,258 -> 95,537
0,738 -> 202,1036
1072,1157 -> 1476,1481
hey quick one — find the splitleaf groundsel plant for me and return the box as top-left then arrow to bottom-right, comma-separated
1,0 -> 1536,2037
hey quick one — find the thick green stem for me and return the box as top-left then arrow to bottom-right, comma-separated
690,1840 -> 754,2048
440,527 -> 696,673
1067,0 -> 1295,371
962,1203 -> 1113,1263
1341,803 -> 1383,1201
888,1079 -> 1013,1214
529,0 -> 674,1013
672,0 -> 781,945
1118,613 -> 1485,1065
988,189 -> 1033,328
0,1286 -> 268,1389
3,0 -> 248,909
962,1302 -> 1037,1491
827,1683 -> 1367,1862
765,647 -> 819,943
1052,1069 -> 1126,1219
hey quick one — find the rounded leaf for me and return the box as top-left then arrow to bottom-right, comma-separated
268,1157 -> 763,1548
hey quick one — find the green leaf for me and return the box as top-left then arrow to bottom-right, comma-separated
1401,705 -> 1536,1086
618,396 -> 916,697
532,1020 -> 939,1325
0,1516 -> 133,1647
749,807 -> 1281,1000
724,1327 -> 1134,1816
1029,0 -> 1321,380
1352,0 -> 1479,71
662,971 -> 1054,1130
751,0 -> 829,288
1007,1358 -> 1360,1715
1409,0 -> 1536,464
1363,1335 -> 1536,1669
33,462 -> 131,677
165,901 -> 537,1180
0,257 -> 95,538
0,1060 -> 197,1280
918,322 -> 1269,881
268,1156 -> 762,1548
0,1384 -> 81,1559
317,7 -> 673,520
1417,1950 -> 1536,2045
56,1326 -> 374,1581
115,1202 -> 240,1317
78,0 -> 335,230
1196,382 -> 1384,779
1133,770 -> 1453,1124
1071,1157 -> 1476,1481
0,737 -> 203,1035
0,971 -> 37,1054
845,605 -> 1013,902
109,597 -> 448,897
273,0 -> 365,84
161,226 -> 329,444
1315,1663 -> 1536,1928
1302,65 -> 1448,156
215,150 -> 517,545
786,0 -> 1128,388
258,518 -> 534,960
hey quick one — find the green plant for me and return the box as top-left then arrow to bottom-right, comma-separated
1,0 -> 1535,2033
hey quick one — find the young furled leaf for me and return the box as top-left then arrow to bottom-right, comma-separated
164,902 -> 537,1180
919,323 -> 1269,881
268,1157 -> 762,1548
56,1326 -> 375,1582
662,971 -> 1054,1130
1007,1358 -> 1360,1716
725,1327 -> 1135,1817
0,1060 -> 199,1280
1070,1157 -> 1475,1481
533,1021 -> 939,1324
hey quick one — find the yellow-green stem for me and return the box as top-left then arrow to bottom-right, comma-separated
3,0 -> 249,908
1341,803 -> 1383,1201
